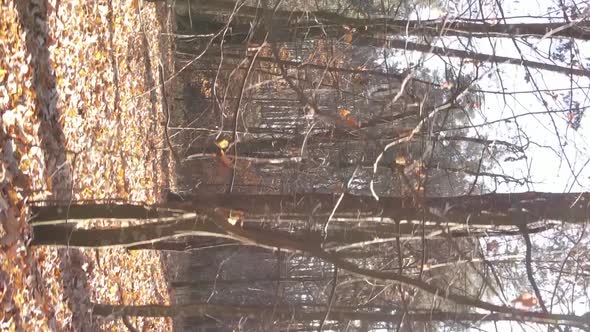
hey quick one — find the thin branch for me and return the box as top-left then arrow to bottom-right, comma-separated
318,267 -> 338,332
519,224 -> 550,314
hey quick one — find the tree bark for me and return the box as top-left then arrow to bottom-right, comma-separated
28,203 -> 164,223
177,1 -> 590,40
29,213 -> 226,248
28,212 -> 417,248
29,191 -> 587,248
171,276 -> 330,288
171,192 -> 590,226
28,193 -> 590,319
91,302 -> 589,329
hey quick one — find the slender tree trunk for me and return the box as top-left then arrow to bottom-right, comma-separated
176,1 -> 590,40
171,276 -> 330,288
246,37 -> 588,77
91,302 -> 589,329
127,237 -> 234,251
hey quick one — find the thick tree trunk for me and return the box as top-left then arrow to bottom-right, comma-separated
30,213 -> 225,248
29,211 -> 417,248
28,203 -> 164,223
172,192 -> 590,226
29,192 -> 589,248
28,193 -> 590,320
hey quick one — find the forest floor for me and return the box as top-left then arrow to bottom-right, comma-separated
1,0 -> 176,330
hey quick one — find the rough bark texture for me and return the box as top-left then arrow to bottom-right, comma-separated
171,191 -> 590,226
91,302 -> 590,328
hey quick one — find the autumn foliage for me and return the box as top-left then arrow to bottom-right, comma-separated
1,0 -> 171,330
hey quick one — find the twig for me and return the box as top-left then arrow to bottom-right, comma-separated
157,66 -> 181,164
318,266 -> 338,332
370,64 -> 499,201
228,40 -> 268,193
323,167 -> 359,238
519,225 -> 550,314
121,316 -> 139,332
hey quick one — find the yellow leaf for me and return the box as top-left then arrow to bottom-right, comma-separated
228,210 -> 244,226
338,108 -> 351,118
19,155 -> 31,170
279,47 -> 290,61
216,139 -> 229,150
395,155 -> 407,166
94,51 -> 105,61
343,32 -> 353,44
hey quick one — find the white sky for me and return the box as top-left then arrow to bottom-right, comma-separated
408,0 -> 590,194
402,2 -> 590,331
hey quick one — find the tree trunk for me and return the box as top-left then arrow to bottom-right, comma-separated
175,1 -> 590,40
28,203 -> 164,223
30,213 -> 224,248
172,191 -> 590,226
90,302 -> 589,329
29,211 -> 416,248
29,191 -> 588,248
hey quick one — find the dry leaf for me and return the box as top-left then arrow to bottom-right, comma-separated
338,108 -> 351,118
345,117 -> 359,128
395,155 -> 407,166
343,32 -> 353,44
227,210 -> 245,227
511,292 -> 538,309
338,108 -> 359,128
216,139 -> 229,150
0,209 -> 20,247
441,81 -> 454,90
279,47 -> 290,61
218,150 -> 233,168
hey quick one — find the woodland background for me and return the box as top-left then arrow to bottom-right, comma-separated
1,0 -> 590,331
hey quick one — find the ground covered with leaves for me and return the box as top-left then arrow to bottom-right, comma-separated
1,0 -> 174,330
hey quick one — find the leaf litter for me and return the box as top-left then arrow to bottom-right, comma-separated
1,0 -> 175,330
